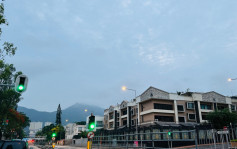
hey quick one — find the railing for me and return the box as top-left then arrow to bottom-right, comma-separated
91,130 -> 198,149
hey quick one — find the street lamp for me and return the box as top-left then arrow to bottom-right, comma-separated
121,86 -> 137,98
228,78 -> 237,82
121,86 -> 138,140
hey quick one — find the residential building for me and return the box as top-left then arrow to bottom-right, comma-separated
104,86 -> 235,130
44,122 -> 52,127
29,122 -> 43,137
65,123 -> 86,139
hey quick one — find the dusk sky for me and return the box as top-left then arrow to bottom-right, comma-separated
2,0 -> 237,112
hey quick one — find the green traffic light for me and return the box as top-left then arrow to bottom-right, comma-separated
168,132 -> 171,136
52,133 -> 56,137
17,85 -> 24,91
90,123 -> 95,129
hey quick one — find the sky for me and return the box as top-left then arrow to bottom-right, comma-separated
2,0 -> 237,112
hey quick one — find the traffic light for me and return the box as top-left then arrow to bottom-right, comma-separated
88,115 -> 95,131
168,131 -> 171,136
5,119 -> 9,125
15,75 -> 28,93
52,132 -> 57,137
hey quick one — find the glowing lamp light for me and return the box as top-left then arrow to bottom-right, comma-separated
122,86 -> 127,91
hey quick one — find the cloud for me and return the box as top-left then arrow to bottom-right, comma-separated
138,44 -> 175,66
121,0 -> 132,8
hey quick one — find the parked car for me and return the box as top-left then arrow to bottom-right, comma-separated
0,140 -> 4,148
0,140 -> 28,149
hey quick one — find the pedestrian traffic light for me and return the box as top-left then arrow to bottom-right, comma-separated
88,115 -> 95,131
168,131 -> 171,136
15,75 -> 28,93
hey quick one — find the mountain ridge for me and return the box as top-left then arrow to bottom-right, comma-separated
18,103 -> 104,125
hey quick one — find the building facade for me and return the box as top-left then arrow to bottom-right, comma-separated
65,123 -> 86,139
104,86 -> 236,130
29,122 -> 43,137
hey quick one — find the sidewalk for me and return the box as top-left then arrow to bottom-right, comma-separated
55,145 -> 86,149
29,145 -> 41,149
175,143 -> 230,149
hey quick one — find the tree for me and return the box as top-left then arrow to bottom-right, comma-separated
51,125 -> 65,141
73,131 -> 87,139
207,108 -> 237,129
55,104 -> 62,125
75,121 -> 86,125
0,1 -> 30,139
36,124 -> 57,141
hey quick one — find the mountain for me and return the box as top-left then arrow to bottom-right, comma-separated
18,103 -> 104,125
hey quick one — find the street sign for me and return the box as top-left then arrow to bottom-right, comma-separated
217,131 -> 229,134
87,132 -> 95,139
223,126 -> 227,131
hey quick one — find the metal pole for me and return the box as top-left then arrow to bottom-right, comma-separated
226,134 -> 229,149
212,129 -> 216,149
126,133 -> 128,149
195,131 -> 198,149
221,134 -> 224,149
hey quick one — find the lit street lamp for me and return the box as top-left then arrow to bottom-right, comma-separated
121,86 -> 138,139
228,78 -> 237,82
121,86 -> 137,98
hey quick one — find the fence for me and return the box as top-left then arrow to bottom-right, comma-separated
91,127 -> 237,149
91,130 -> 197,148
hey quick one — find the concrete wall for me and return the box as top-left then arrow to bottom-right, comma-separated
72,138 -> 88,147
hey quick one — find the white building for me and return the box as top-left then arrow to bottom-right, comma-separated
29,122 -> 43,137
44,122 -> 52,127
65,123 -> 86,139
86,115 -> 104,131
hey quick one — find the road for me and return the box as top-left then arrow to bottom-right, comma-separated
54,146 -> 86,149
29,145 -> 86,149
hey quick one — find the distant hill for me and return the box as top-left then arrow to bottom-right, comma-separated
18,103 -> 104,125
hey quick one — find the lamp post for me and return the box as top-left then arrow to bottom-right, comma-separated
121,86 -> 137,98
121,86 -> 138,141
228,78 -> 237,82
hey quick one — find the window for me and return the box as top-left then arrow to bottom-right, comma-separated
109,123 -> 113,128
177,105 -> 184,112
154,103 -> 173,110
154,115 -> 174,122
202,115 -> 207,120
123,120 -> 127,126
231,105 -> 236,111
187,102 -> 194,109
109,114 -> 113,119
188,114 -> 196,120
131,119 -> 135,126
117,113 -> 120,117
217,106 -> 226,110
141,105 -> 144,111
200,104 -> 212,110
178,117 -> 185,122
122,110 -> 127,115
131,109 -> 134,115
96,121 -> 103,127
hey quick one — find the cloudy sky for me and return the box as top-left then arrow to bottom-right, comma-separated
2,0 -> 237,112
